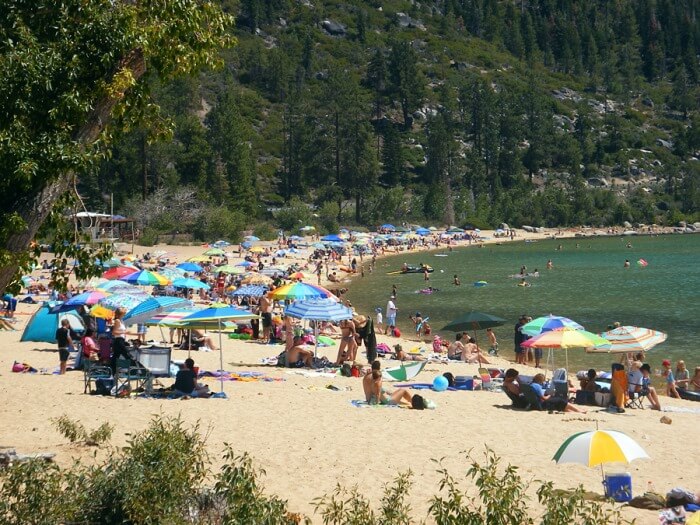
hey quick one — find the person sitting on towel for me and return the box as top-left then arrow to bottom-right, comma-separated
286,336 -> 314,368
172,358 -> 208,398
365,362 -> 413,406
530,373 -> 587,414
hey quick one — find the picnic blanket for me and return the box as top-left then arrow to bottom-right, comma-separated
350,400 -> 400,408
199,370 -> 285,382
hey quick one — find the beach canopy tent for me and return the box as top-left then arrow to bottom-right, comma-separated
320,234 -> 344,242
21,302 -> 85,343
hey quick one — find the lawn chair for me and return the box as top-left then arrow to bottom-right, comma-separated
84,362 -> 113,394
520,384 -> 543,411
114,358 -> 151,396
478,367 -> 499,391
626,381 -> 649,409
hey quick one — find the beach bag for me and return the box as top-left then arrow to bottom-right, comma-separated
94,379 -> 113,396
340,363 -> 352,377
276,351 -> 287,367
594,392 -> 611,407
392,327 -> 401,337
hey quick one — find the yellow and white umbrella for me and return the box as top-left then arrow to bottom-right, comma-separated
553,429 -> 649,478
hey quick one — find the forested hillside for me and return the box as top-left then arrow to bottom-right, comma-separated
79,0 -> 700,242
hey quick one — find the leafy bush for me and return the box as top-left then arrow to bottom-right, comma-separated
274,197 -> 313,231
52,415 -> 113,446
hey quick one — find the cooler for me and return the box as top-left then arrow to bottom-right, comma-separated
603,473 -> 632,502
454,376 -> 474,390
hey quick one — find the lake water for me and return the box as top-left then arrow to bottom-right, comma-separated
346,234 -> 700,373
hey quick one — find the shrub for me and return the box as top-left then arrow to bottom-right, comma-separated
52,415 -> 113,446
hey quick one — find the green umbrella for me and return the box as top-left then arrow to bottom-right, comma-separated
442,311 -> 506,365
203,247 -> 225,256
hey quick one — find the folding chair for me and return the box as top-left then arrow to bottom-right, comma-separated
478,367 -> 500,391
84,362 -> 113,394
114,358 -> 151,395
626,387 -> 649,409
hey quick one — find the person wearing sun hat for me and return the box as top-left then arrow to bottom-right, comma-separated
662,359 -> 680,398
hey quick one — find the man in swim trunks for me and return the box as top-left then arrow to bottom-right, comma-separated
365,367 -> 413,406
286,336 -> 314,368
385,296 -> 397,335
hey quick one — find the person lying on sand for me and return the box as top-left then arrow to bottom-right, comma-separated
393,344 -> 425,362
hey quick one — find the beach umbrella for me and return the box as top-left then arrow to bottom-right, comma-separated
284,298 -> 353,355
123,296 -> 190,326
176,262 -> 203,273
146,307 -> 203,326
289,235 -> 303,241
102,266 -> 138,280
172,277 -> 211,290
380,224 -> 396,231
158,267 -> 186,281
249,246 -> 265,254
586,326 -> 667,354
178,306 -> 259,398
260,266 -> 287,276
442,311 -> 506,365
241,241 -> 253,249
553,429 -> 649,483
442,311 -> 506,332
119,269 -> 170,286
188,255 -> 211,262
236,261 -> 256,268
415,228 -> 431,236
521,315 -> 584,337
288,271 -> 311,281
203,247 -> 225,256
51,291 -> 109,312
244,235 -> 260,241
320,234 -> 344,242
300,225 -> 315,231
95,280 -> 147,295
522,327 -> 610,371
312,242 -> 326,249
268,282 -> 334,301
215,264 -> 245,274
241,274 -> 273,286
101,257 -> 125,268
230,284 -> 268,297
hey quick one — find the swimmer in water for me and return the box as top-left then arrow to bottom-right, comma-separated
626,242 -> 633,249
546,259 -> 553,270
518,278 -> 531,287
623,259 -> 630,268
531,269 -> 539,277
453,274 -> 461,286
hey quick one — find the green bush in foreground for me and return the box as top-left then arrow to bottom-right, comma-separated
0,417 -> 632,524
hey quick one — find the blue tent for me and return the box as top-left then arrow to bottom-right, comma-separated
20,302 -> 85,343
320,234 -> 344,242
415,228 -> 431,235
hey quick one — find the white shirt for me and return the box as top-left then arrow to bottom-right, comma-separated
376,312 -> 383,325
386,300 -> 396,317
628,369 -> 643,393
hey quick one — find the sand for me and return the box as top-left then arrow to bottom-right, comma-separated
1,228 -> 698,524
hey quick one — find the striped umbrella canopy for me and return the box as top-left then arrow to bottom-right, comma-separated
158,267 -> 186,281
95,280 -> 147,295
215,264 -> 245,274
179,305 -> 260,397
176,262 -> 203,273
51,291 -> 109,312
235,261 -> 256,267
260,266 -> 287,276
284,298 -> 352,322
102,266 -> 138,280
98,293 -> 149,312
203,247 -> 225,256
268,282 -> 334,301
553,430 -> 649,468
123,296 -> 190,326
587,326 -> 668,354
521,327 -> 609,349
521,314 -> 584,337
289,271 -> 312,281
172,277 -> 211,290
119,270 -> 171,286
101,257 -> 125,268
229,284 -> 268,297
146,307 -> 203,326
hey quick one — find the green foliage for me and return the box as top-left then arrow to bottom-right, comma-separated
193,206 -> 246,243
275,197 -> 313,232
318,201 -> 340,234
52,415 -> 115,447
537,483 -> 627,525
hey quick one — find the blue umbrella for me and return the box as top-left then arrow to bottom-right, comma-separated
229,284 -> 268,297
123,296 -> 191,326
415,228 -> 431,235
244,235 -> 260,242
236,261 -> 256,267
289,235 -> 303,241
176,262 -> 203,273
380,224 -> 396,231
172,277 -> 211,290
284,298 -> 353,356
179,306 -> 259,397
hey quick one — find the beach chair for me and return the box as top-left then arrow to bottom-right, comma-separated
520,384 -> 543,411
626,381 -> 649,409
114,358 -> 151,395
84,363 -> 113,394
478,367 -> 499,391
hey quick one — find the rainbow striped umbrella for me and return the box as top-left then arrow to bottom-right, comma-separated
587,326 -> 667,354
122,296 -> 190,326
268,282 -> 333,301
102,266 -> 138,280
521,315 -> 584,337
51,291 -> 109,312
95,280 -> 147,295
119,270 -> 171,286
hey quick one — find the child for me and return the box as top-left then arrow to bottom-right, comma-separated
675,360 -> 689,389
375,307 -> 383,333
486,328 -> 498,356
662,359 -> 680,398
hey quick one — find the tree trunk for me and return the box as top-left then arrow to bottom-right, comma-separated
0,49 -> 146,293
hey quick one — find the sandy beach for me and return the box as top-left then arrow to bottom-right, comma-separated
1,228 -> 698,524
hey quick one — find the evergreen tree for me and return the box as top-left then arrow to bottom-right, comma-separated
387,40 -> 425,128
381,123 -> 404,187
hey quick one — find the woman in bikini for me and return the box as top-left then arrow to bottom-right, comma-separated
335,318 -> 357,364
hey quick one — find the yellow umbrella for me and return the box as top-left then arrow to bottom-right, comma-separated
249,246 -> 265,253
241,274 -> 273,285
188,255 -> 211,262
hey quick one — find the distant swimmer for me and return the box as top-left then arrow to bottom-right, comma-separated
453,274 -> 461,286
557,244 -> 563,251
518,278 -> 531,287
626,242 -> 633,249
624,259 -> 631,268
531,269 -> 540,277
546,259 -> 553,270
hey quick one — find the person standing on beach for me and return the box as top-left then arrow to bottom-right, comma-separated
55,319 -> 72,375
385,296 -> 397,335
514,316 -> 527,365
260,294 -> 273,343
486,328 -> 498,355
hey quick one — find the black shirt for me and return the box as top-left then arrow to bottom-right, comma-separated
56,327 -> 71,348
173,369 -> 196,394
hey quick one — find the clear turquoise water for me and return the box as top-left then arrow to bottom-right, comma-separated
347,234 -> 700,372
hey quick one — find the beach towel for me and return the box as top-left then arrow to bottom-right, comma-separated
394,382 -> 469,391
350,400 -> 400,408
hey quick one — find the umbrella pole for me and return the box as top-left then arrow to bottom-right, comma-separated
188,330 -> 192,359
314,321 -> 318,358
218,318 -> 224,394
